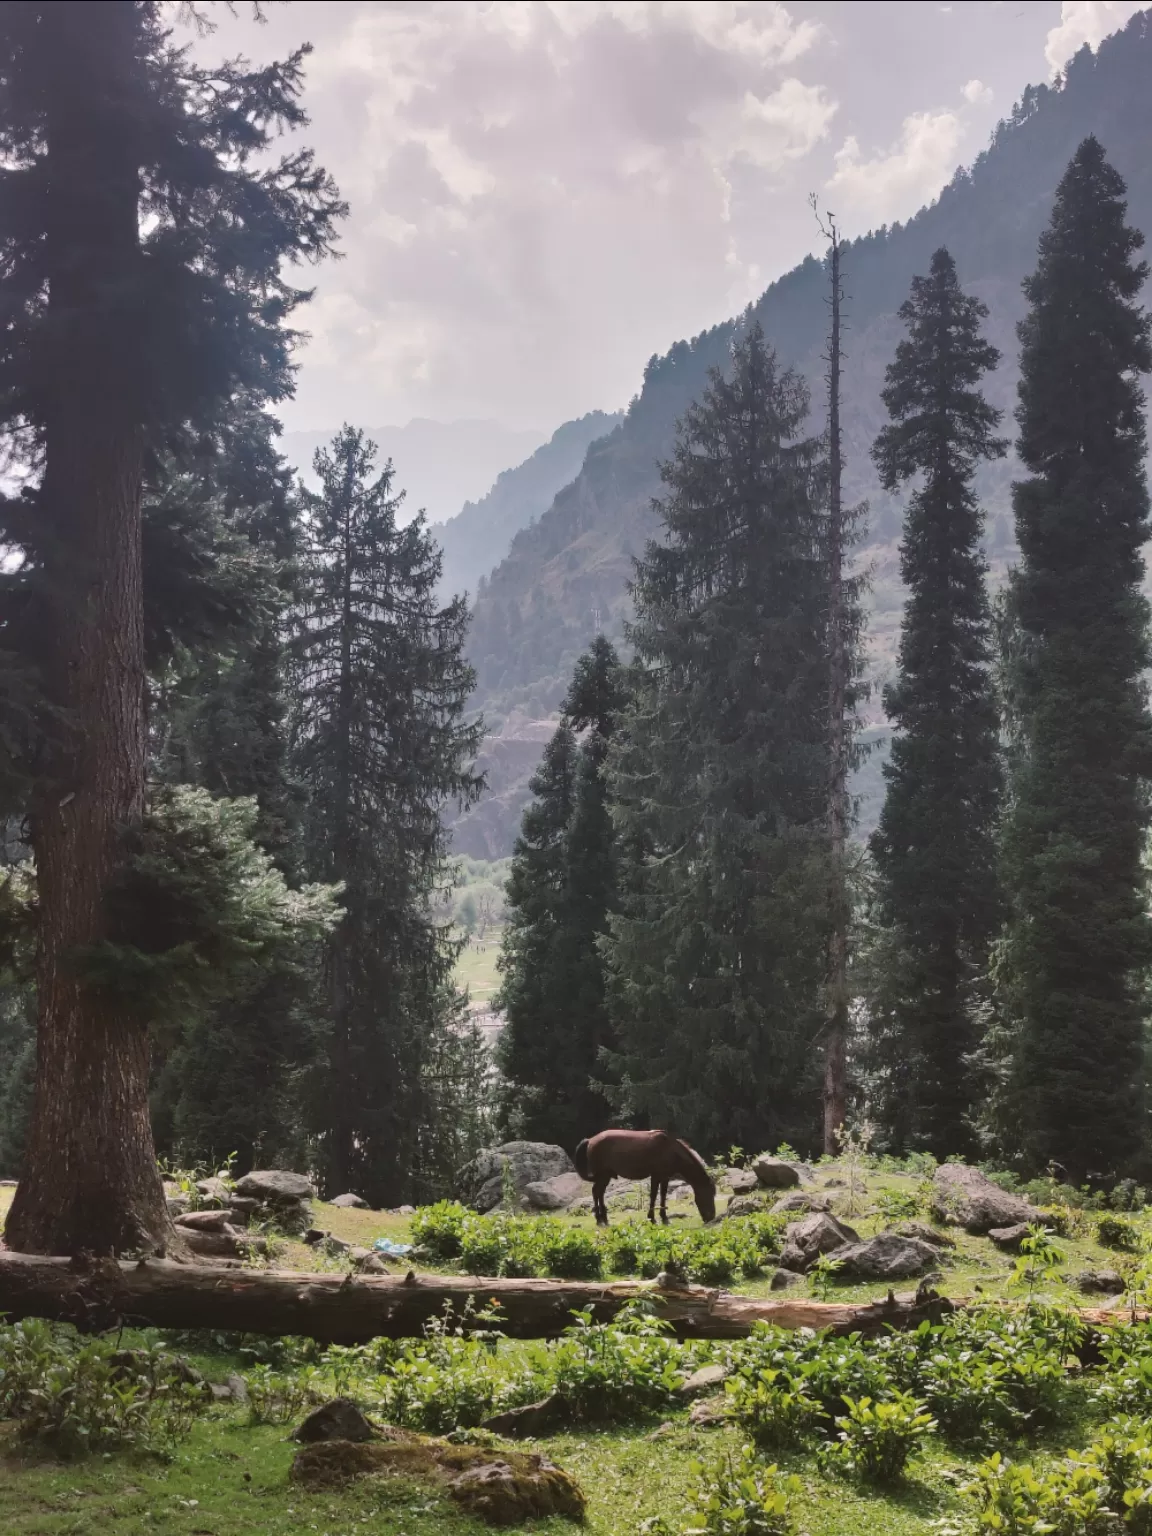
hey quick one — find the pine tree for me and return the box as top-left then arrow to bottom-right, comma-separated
868,248 -> 1006,1157
0,3 -> 343,1255
999,139 -> 1152,1181
496,636 -> 625,1147
291,427 -> 483,1205
604,321 -> 830,1153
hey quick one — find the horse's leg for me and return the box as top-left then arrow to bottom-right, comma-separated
592,1178 -> 609,1226
648,1176 -> 658,1224
660,1180 -> 670,1225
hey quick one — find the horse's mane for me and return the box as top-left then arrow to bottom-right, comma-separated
676,1138 -> 714,1186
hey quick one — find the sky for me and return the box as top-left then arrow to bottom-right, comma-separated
200,1 -> 1148,438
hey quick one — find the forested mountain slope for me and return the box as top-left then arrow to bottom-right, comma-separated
466,13 -> 1152,742
436,411 -> 622,603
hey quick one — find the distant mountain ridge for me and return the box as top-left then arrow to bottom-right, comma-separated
436,411 -> 623,603
466,11 -> 1152,735
278,418 -> 547,527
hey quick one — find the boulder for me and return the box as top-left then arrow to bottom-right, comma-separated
397,1204 -> 416,1215
896,1220 -> 956,1250
483,1395 -> 565,1437
225,1195 -> 261,1220
292,1397 -> 377,1444
752,1156 -> 800,1190
724,1195 -> 769,1219
770,1268 -> 805,1291
778,1211 -> 860,1272
989,1223 -> 1032,1254
290,1437 -> 586,1524
770,1191 -> 832,1215
234,1169 -> 316,1202
688,1396 -> 727,1427
180,1224 -> 267,1260
677,1364 -> 727,1398
931,1164 -> 1043,1235
1074,1268 -> 1125,1295
175,1209 -> 235,1233
521,1172 -> 586,1212
724,1168 -> 760,1194
831,1233 -> 941,1280
457,1142 -> 576,1213
165,1196 -> 190,1218
330,1193 -> 369,1209
194,1175 -> 233,1205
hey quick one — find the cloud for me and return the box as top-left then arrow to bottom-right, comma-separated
962,78 -> 993,106
1044,2 -> 1145,74
826,108 -> 965,227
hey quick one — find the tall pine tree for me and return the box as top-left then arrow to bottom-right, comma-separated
604,322 -> 830,1153
496,636 -> 624,1146
999,139 -> 1152,1181
0,3 -> 342,1255
291,427 -> 484,1205
868,248 -> 1006,1157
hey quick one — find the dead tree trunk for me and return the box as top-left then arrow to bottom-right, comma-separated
814,200 -> 852,1155
4,4 -> 180,1259
0,1254 -> 957,1344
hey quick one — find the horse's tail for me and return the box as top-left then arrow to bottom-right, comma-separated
573,1138 -> 591,1181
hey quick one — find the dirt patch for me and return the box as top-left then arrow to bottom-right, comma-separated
290,1435 -> 586,1524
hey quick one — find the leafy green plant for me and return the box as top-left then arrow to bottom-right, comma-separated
1098,1213 -> 1143,1251
409,1199 -> 467,1260
541,1224 -> 603,1280
810,1252 -> 843,1299
725,1368 -> 821,1449
549,1301 -> 683,1422
875,1186 -> 927,1222
1007,1226 -> 1066,1302
826,1393 -> 936,1485
685,1445 -> 800,1536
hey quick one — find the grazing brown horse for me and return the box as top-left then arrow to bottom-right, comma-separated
573,1129 -> 717,1226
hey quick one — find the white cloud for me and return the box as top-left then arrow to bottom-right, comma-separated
826,109 -> 965,226
1044,2 -> 1145,75
962,78 -> 993,106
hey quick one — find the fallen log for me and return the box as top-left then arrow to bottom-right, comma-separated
0,1253 -> 957,1344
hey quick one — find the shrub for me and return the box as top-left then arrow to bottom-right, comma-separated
410,1200 -> 467,1260
725,1369 -> 821,1449
685,1446 -> 800,1536
1098,1214 -> 1143,1251
548,1302 -> 683,1422
541,1225 -> 603,1280
826,1393 -> 936,1485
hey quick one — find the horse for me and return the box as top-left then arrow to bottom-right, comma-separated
573,1129 -> 717,1227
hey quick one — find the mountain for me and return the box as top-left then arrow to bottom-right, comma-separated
278,419 -> 547,527
436,411 -> 623,602
454,13 -> 1152,855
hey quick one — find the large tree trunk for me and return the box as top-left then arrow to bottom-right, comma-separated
3,3 -> 179,1258
0,1253 -> 958,1343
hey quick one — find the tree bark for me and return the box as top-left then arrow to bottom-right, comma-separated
0,1253 -> 958,1343
4,3 -> 179,1258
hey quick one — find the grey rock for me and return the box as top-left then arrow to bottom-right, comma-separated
688,1396 -> 728,1427
770,1192 -> 832,1215
677,1364 -> 727,1398
989,1223 -> 1032,1254
779,1211 -> 860,1272
896,1220 -> 956,1250
522,1172 -> 586,1212
832,1233 -> 941,1280
354,1254 -> 389,1274
209,1382 -> 233,1402
166,1196 -> 190,1218
322,1234 -> 352,1255
724,1195 -> 769,1219
931,1164 -> 1043,1235
225,1196 -> 261,1221
291,1396 -> 376,1444
724,1168 -> 760,1194
234,1168 -> 316,1202
456,1142 -> 576,1213
175,1208 -> 234,1233
194,1176 -> 233,1205
822,1177 -> 845,1189
752,1156 -> 801,1190
226,1374 -> 249,1404
330,1193 -> 368,1209
770,1268 -> 805,1290
482,1394 -> 565,1437
303,1228 -> 328,1246
1074,1268 -> 1125,1295
397,1203 -> 416,1215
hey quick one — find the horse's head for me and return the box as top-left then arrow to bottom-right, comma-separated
695,1179 -> 717,1225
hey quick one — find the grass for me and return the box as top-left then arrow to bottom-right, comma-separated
453,933 -> 504,1010
0,1162 -> 1146,1534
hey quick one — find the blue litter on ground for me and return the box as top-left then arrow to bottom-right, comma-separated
373,1238 -> 413,1256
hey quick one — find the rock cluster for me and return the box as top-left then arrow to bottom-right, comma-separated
169,1167 -> 316,1257
456,1143 -> 576,1213
773,1210 -> 943,1284
930,1163 -> 1043,1235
